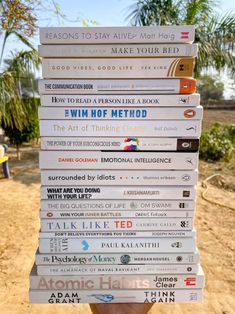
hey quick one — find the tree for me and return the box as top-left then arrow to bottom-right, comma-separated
0,0 -> 67,129
197,75 -> 224,101
126,0 -> 235,77
1,98 -> 40,160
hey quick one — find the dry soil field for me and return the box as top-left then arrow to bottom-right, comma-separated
0,109 -> 234,314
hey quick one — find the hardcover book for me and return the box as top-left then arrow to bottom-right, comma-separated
30,264 -> 204,290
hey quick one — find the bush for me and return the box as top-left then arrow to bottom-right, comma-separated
200,123 -> 235,161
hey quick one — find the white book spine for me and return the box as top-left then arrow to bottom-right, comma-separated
37,264 -> 199,276
40,94 -> 200,107
40,218 -> 194,232
30,266 -> 204,289
40,199 -> 196,211
38,106 -> 203,120
41,170 -> 198,186
39,151 -> 198,170
40,137 -> 200,152
39,230 -> 196,238
40,210 -> 194,219
41,186 -> 196,200
39,237 -> 196,253
29,289 -> 203,303
35,251 -> 200,265
38,79 -> 196,95
39,120 -> 201,137
39,26 -> 195,44
42,58 -> 194,79
38,43 -> 198,58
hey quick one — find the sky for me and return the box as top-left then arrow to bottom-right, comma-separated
1,0 -> 235,96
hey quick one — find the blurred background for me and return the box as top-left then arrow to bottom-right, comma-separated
0,1 -> 234,313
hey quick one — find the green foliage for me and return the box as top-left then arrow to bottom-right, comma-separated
200,123 -> 235,161
0,49 -> 40,129
1,97 -> 39,159
197,75 -> 224,101
127,0 -> 235,77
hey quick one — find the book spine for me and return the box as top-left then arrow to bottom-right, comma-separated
39,26 -> 195,44
29,289 -> 203,303
39,230 -> 196,238
40,199 -> 196,211
38,106 -> 203,120
38,79 -> 196,95
39,237 -> 196,253
30,271 -> 204,290
40,210 -> 195,219
41,186 -> 196,200
38,43 -> 198,58
36,264 -> 199,276
42,58 -> 194,79
39,151 -> 198,170
40,137 -> 200,152
40,218 -> 194,232
39,120 -> 202,137
35,252 -> 200,265
40,94 -> 200,107
41,170 -> 198,186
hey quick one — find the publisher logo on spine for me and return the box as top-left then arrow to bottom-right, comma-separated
184,109 -> 196,118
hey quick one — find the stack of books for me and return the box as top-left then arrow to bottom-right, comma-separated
29,25 -> 205,304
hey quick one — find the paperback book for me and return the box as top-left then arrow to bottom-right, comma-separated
39,210 -> 195,219
41,169 -> 198,186
36,263 -> 199,276
40,199 -> 196,211
39,236 -> 196,253
40,93 -> 200,107
38,106 -> 203,120
41,186 -> 196,200
38,43 -> 198,58
39,120 -> 201,137
39,26 -> 195,44
35,251 -> 200,265
38,78 -> 196,94
39,151 -> 199,170
40,217 -> 194,232
42,58 -> 194,79
29,288 -> 203,303
40,137 -> 200,152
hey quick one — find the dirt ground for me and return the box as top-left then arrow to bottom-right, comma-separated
0,145 -> 234,314
202,110 -> 235,130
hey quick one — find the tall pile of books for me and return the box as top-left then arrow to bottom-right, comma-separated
30,26 -> 205,304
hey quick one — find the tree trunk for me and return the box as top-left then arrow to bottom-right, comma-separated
16,144 -> 21,160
